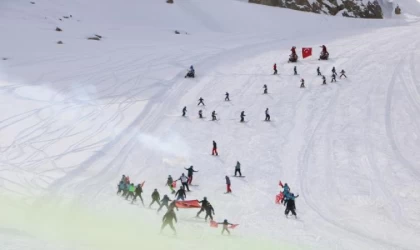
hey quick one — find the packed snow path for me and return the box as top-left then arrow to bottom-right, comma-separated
1,0 -> 420,250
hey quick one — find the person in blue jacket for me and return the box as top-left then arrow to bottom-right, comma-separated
117,181 -> 125,195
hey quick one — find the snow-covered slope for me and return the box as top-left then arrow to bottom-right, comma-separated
1,0 -> 420,250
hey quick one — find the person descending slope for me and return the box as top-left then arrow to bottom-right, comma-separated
126,183 -> 135,200
284,192 -> 299,218
212,140 -> 218,156
332,67 -> 337,76
218,219 -> 234,235
117,180 -> 125,195
161,209 -> 177,235
234,161 -> 242,176
273,63 -> 277,75
300,79 -> 305,88
205,203 -> 215,222
331,74 -> 337,83
185,65 -> 195,78
225,176 -> 232,193
322,75 -> 326,85
158,194 -> 171,212
317,67 -> 321,76
133,183 -> 144,205
240,111 -> 246,122
149,189 -> 161,208
166,175 -> 175,194
265,108 -> 270,121
340,69 -> 347,78
211,111 -> 217,121
225,92 -> 230,101
182,106 -> 187,117
198,110 -> 203,119
197,97 -> 205,106
196,196 -> 210,217
263,84 -> 268,94
175,186 -> 186,201
178,173 -> 190,191
184,165 -> 198,185
294,66 -> 298,75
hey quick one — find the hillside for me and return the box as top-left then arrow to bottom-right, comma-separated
1,0 -> 420,250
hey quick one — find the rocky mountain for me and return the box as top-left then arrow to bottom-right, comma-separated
249,0 -> 384,18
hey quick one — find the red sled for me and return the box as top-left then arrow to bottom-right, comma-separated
175,200 -> 201,208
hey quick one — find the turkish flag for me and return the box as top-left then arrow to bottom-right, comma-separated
210,220 -> 218,228
302,47 -> 312,59
175,200 -> 201,208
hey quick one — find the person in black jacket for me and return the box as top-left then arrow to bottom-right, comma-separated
133,184 -> 144,206
160,209 -> 177,234
149,189 -> 161,208
212,140 -> 218,156
317,67 -> 321,76
265,108 -> 270,121
234,161 -> 242,177
331,74 -> 337,83
185,166 -> 198,185
196,197 -> 209,217
225,92 -> 230,101
158,195 -> 171,212
294,66 -> 297,75
198,110 -> 203,119
240,111 -> 245,122
175,186 -> 186,201
322,75 -> 326,85
332,66 -> 337,76
300,79 -> 305,88
182,106 -> 187,117
211,111 -> 217,121
197,97 -> 205,106
263,84 -> 268,94
205,203 -> 215,222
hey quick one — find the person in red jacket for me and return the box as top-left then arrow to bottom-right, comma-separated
291,46 -> 296,56
273,63 -> 277,75
321,45 -> 328,54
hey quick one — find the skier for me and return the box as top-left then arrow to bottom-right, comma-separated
273,63 -> 277,75
204,203 -> 215,222
126,183 -> 135,200
117,180 -> 125,195
218,219 -> 234,235
196,197 -> 209,217
331,74 -> 337,83
211,111 -> 217,121
158,194 -> 171,212
120,175 -> 127,183
198,110 -> 203,119
291,46 -> 296,56
225,92 -> 230,101
284,192 -> 299,218
263,84 -> 268,94
185,65 -> 195,78
225,176 -> 232,193
300,79 -> 305,88
122,181 -> 129,197
265,108 -> 270,121
212,140 -> 218,156
332,67 -> 337,76
294,66 -> 297,75
322,75 -> 326,85
182,106 -> 187,117
178,173 -> 190,191
166,175 -> 175,194
340,69 -> 347,78
149,188 -> 161,208
133,183 -> 144,205
161,209 -> 177,235
184,165 -> 198,185
240,111 -> 245,122
175,186 -> 186,201
169,200 -> 179,211
234,161 -> 242,177
317,67 -> 321,76
197,97 -> 205,106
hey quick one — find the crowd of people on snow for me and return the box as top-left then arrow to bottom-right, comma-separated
115,45 -> 348,236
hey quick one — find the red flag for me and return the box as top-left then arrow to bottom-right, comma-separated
279,180 -> 284,187
210,220 -> 218,228
229,224 -> 239,229
302,47 -> 312,59
175,200 -> 201,208
275,192 -> 284,204
141,181 -> 145,187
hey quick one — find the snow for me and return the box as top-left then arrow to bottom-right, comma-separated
1,0 -> 420,249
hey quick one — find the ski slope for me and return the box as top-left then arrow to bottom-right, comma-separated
1,0 -> 420,249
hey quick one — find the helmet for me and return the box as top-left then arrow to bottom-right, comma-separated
204,197 -> 207,200
154,188 -> 157,191
292,46 -> 296,49
224,219 -> 228,222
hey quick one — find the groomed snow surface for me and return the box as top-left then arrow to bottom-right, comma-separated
1,0 -> 420,249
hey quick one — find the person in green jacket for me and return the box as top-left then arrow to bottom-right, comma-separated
126,183 -> 135,200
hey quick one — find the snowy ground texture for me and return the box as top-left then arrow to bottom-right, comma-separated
1,0 -> 420,249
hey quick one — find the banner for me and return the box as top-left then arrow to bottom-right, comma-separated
175,200 -> 201,208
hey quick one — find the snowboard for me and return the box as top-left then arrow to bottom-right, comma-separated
231,176 -> 245,178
